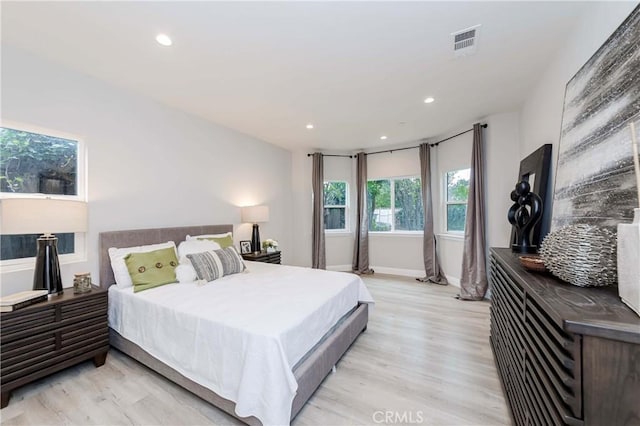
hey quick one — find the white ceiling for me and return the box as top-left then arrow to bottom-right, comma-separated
1,1 -> 590,151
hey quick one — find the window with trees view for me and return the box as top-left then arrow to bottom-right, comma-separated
323,181 -> 348,231
1,126 -> 82,261
445,168 -> 470,232
367,177 -> 423,232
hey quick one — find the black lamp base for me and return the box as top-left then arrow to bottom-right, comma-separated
33,235 -> 64,296
251,223 -> 261,253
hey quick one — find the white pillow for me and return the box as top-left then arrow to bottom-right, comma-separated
177,239 -> 221,260
175,263 -> 198,283
108,241 -> 177,289
185,232 -> 232,241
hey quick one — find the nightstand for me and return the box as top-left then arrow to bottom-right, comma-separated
242,251 -> 282,264
0,286 -> 109,408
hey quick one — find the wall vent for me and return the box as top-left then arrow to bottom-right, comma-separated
452,25 -> 480,57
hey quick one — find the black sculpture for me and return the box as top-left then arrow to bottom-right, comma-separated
508,180 -> 543,254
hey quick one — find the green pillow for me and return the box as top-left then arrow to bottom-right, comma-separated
125,247 -> 179,293
198,234 -> 234,249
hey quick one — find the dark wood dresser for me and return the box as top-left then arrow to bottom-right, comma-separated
489,248 -> 640,426
241,250 -> 281,264
0,286 -> 109,408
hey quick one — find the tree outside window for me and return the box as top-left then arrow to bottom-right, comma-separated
1,127 -> 80,261
323,181 -> 347,231
445,168 -> 470,232
367,177 -> 423,232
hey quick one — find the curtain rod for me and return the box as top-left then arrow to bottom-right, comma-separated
306,123 -> 487,158
365,123 -> 488,156
306,154 -> 353,158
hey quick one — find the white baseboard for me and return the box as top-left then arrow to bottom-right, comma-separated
326,264 -> 352,272
445,275 -> 461,287
326,264 -> 461,287
370,266 -> 423,278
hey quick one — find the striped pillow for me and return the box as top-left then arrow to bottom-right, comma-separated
215,246 -> 246,275
186,247 -> 246,282
186,251 -> 223,282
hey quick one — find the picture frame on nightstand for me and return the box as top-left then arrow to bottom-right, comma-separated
239,240 -> 252,254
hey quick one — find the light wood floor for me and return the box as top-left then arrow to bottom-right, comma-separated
0,274 -> 510,426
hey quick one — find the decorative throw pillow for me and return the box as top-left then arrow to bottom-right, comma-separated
109,241 -> 176,289
186,232 -> 231,240
187,247 -> 246,282
187,251 -> 224,282
177,239 -> 221,259
175,263 -> 198,283
215,246 -> 246,275
198,235 -> 234,249
125,247 -> 179,293
186,232 -> 234,249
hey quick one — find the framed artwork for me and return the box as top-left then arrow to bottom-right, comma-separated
552,5 -> 640,232
239,240 -> 252,254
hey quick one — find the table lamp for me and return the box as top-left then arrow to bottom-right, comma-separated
241,205 -> 269,252
0,198 -> 88,295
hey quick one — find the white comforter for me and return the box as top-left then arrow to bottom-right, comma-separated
108,261 -> 374,425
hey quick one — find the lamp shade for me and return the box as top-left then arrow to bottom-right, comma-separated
241,205 -> 269,224
0,198 -> 88,235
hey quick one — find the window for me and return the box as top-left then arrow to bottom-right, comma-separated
445,168 -> 470,233
323,181 -> 348,231
1,126 -> 85,263
367,177 -> 423,232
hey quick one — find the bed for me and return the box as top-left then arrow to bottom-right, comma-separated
99,224 -> 371,425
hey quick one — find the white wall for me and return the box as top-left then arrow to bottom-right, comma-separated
290,151 -> 314,268
0,46 -> 293,296
485,112 -> 521,251
520,2 -> 638,201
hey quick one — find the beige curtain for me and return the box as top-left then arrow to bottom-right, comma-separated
352,152 -> 374,274
418,143 -> 448,285
311,153 -> 326,269
459,123 -> 488,300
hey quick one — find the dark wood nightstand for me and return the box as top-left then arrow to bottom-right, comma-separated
242,251 -> 281,264
0,286 -> 109,408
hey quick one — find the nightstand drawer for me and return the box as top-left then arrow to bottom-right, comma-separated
0,287 -> 109,408
0,306 -> 56,338
242,251 -> 282,264
60,292 -> 107,319
1,314 -> 108,375
1,335 -> 56,365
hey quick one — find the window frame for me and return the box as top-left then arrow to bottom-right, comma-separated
443,168 -> 470,236
323,180 -> 349,233
0,122 -> 88,271
368,175 -> 423,235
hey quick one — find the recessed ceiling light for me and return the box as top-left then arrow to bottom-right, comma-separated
156,34 -> 172,46
380,136 -> 388,140
424,97 -> 435,104
306,124 -> 314,129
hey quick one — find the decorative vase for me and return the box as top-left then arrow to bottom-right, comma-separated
618,208 -> 640,316
266,247 -> 276,253
540,224 -> 617,287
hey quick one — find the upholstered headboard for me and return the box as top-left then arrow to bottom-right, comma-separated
98,224 -> 233,289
